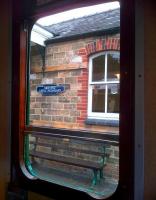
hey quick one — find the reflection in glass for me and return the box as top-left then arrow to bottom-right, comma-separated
25,133 -> 119,199
92,55 -> 105,82
107,84 -> 119,113
107,53 -> 120,81
92,86 -> 105,112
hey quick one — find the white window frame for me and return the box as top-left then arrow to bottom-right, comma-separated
88,51 -> 120,120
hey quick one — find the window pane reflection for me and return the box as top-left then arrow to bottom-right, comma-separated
92,86 -> 105,112
92,55 -> 105,82
25,133 -> 119,199
107,84 -> 119,113
107,53 -> 120,81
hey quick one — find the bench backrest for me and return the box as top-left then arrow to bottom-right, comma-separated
28,133 -> 119,167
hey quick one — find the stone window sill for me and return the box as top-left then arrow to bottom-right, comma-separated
85,118 -> 119,127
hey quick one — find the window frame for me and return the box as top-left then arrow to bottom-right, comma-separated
88,51 -> 120,120
11,0 -> 136,199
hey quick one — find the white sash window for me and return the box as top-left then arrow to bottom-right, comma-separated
88,51 -> 120,120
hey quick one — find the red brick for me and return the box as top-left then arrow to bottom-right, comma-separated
81,100 -> 88,104
82,61 -> 88,67
81,84 -> 88,88
77,105 -> 87,109
78,89 -> 88,91
77,117 -> 85,120
77,107 -> 87,111
96,39 -> 103,51
82,68 -> 87,72
80,113 -> 87,117
79,78 -> 88,83
79,87 -> 88,91
85,44 -> 90,55
106,39 -> 111,49
77,91 -> 87,95
78,90 -> 88,93
78,79 -> 88,83
87,43 -> 95,54
82,68 -> 87,71
80,99 -> 88,103
81,93 -> 88,96
77,103 -> 87,106
77,94 -> 87,97
110,38 -> 114,50
82,56 -> 88,62
82,71 -> 88,75
78,53 -> 87,57
77,91 -> 87,94
86,44 -> 90,54
77,77 -> 88,81
78,88 -> 88,91
78,75 -> 88,80
81,95 -> 88,99
117,39 -> 120,50
81,111 -> 87,114
112,38 -> 117,49
89,43 -> 93,53
78,48 -> 87,55
77,120 -> 85,123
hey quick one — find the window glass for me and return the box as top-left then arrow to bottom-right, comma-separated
88,52 -> 119,119
26,2 -> 120,199
107,53 -> 120,82
107,84 -> 119,113
92,87 -> 105,112
92,55 -> 105,82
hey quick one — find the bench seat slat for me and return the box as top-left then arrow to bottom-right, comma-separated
30,141 -> 109,157
30,150 -> 104,169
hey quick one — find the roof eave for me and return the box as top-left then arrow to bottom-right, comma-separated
45,27 -> 120,45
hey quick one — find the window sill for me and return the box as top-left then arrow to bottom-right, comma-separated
85,118 -> 119,127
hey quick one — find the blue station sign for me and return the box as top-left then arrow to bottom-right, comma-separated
37,84 -> 65,96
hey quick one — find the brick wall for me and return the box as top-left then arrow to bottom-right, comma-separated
30,35 -> 120,133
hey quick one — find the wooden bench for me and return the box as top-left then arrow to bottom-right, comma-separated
28,134 -> 118,186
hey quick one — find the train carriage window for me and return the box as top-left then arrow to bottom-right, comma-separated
24,1 -> 121,199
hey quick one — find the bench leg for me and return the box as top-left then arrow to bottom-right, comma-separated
92,169 -> 98,186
